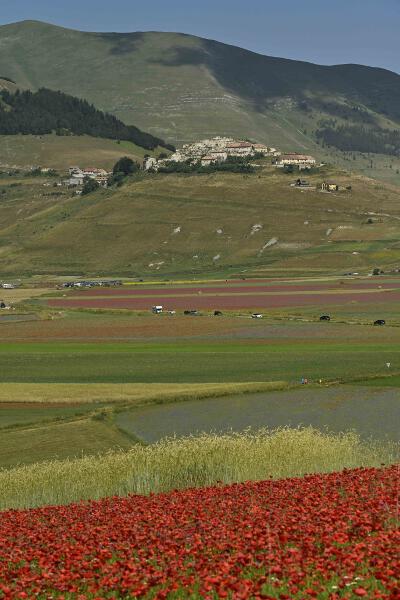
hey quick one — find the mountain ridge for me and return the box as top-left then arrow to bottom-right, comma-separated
4,20 -> 399,75
0,20 -> 399,184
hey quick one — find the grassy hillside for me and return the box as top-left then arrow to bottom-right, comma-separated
0,134 -> 160,170
0,21 -> 399,184
0,163 -> 400,276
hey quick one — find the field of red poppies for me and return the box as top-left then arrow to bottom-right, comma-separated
0,465 -> 398,599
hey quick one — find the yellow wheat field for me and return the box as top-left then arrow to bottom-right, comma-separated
0,427 -> 397,510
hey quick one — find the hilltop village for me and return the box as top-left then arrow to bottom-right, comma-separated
24,136 -> 323,194
143,137 -> 317,171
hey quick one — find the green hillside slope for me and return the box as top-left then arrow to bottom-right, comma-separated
0,134 -> 158,170
1,165 -> 399,277
0,22 -> 399,159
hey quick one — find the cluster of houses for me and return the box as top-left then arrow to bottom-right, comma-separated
62,167 -> 111,188
61,280 -> 122,289
291,178 -> 349,192
275,153 -> 317,168
0,282 -> 17,289
143,137 -> 318,171
143,137 -> 282,170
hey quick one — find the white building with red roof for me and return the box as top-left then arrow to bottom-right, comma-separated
276,153 -> 316,166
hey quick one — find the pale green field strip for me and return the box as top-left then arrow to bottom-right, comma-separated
122,276 -> 376,287
1,341 -> 400,353
0,382 -> 286,404
0,419 -> 134,469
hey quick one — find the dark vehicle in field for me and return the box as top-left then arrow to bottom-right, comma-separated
184,310 -> 199,316
214,310 -> 223,316
374,319 -> 386,326
320,315 -> 331,321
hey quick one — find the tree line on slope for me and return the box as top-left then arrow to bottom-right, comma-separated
0,88 -> 175,152
316,124 -> 400,156
157,157 -> 255,174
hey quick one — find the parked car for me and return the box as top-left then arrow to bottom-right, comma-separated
252,313 -> 263,319
374,319 -> 386,326
319,315 -> 331,321
184,310 -> 199,316
214,310 -> 223,316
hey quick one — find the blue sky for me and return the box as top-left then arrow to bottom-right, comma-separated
1,0 -> 399,73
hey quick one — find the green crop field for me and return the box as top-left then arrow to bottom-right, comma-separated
0,402 -> 103,428
0,419 -> 134,469
0,297 -> 398,478
0,339 -> 398,384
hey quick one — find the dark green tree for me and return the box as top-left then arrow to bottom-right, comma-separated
112,157 -> 139,176
82,178 -> 100,195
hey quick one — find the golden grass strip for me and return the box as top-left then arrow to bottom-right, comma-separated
0,288 -> 51,303
0,382 -> 288,405
0,427 -> 397,510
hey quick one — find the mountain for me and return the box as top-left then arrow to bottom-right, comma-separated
0,20 -> 399,183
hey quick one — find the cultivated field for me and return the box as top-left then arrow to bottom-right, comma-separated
1,339 -> 400,384
0,382 -> 287,468
46,277 -> 400,310
2,466 -> 398,598
0,419 -> 134,469
1,21 -> 399,598
116,385 -> 400,443
0,382 -> 284,404
0,429 -> 396,509
0,274 -> 398,493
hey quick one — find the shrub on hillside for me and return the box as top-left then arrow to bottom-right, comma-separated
82,178 -> 100,195
112,157 -> 139,176
158,157 -> 256,175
